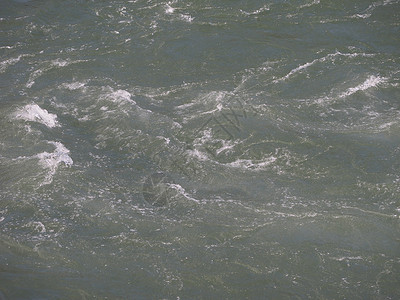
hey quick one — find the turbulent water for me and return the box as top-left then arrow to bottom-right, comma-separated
1,0 -> 400,298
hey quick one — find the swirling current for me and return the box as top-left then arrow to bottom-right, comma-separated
1,0 -> 399,298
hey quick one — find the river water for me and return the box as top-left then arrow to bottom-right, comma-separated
1,0 -> 399,298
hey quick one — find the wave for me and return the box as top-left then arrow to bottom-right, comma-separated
108,89 -> 136,104
274,51 -> 375,83
0,54 -> 32,73
61,81 -> 87,90
352,0 -> 400,19
26,59 -> 88,88
299,0 -> 320,9
240,5 -> 270,16
6,141 -> 73,187
164,2 -> 194,22
224,156 -> 277,171
14,104 -> 59,128
37,141 -> 73,186
339,75 -> 387,98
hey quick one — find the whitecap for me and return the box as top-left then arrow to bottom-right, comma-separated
165,4 -> 175,14
299,0 -> 320,9
351,13 -> 372,19
178,91 -> 229,122
51,59 -> 71,67
14,104 -> 59,128
26,59 -> 88,88
241,5 -> 270,16
166,183 -> 200,203
225,156 -> 277,171
274,51 -> 375,82
28,221 -> 47,233
179,14 -> 194,23
215,140 -> 238,155
37,141 -> 73,185
187,148 -> 209,161
331,256 -> 363,262
107,89 -> 136,104
0,54 -> 31,73
61,81 -> 86,90
340,75 -> 386,98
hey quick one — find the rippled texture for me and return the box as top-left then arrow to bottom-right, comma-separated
1,0 -> 399,298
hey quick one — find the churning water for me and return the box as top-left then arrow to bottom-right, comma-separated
1,0 -> 400,298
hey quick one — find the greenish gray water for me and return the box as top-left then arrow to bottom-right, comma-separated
1,0 -> 399,298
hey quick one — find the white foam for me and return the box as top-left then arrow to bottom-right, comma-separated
29,221 -> 47,233
187,148 -> 209,161
299,0 -> 320,8
37,141 -> 73,185
175,102 -> 195,110
352,13 -> 372,19
215,140 -> 237,155
162,3 -> 194,22
179,14 -> 194,22
331,256 -> 363,262
340,75 -> 386,98
226,156 -> 277,171
275,51 -> 375,82
156,136 -> 170,144
15,104 -> 59,128
26,68 -> 43,88
62,81 -> 86,90
351,0 -> 398,18
26,59 -> 87,88
108,89 -> 136,104
167,183 -> 199,203
193,128 -> 213,145
165,4 -> 175,14
0,56 -> 21,72
241,5 -> 270,16
51,59 -> 71,67
0,54 -> 30,73
378,120 -> 397,130
173,121 -> 183,129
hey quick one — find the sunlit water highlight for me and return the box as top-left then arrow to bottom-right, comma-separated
1,0 -> 399,298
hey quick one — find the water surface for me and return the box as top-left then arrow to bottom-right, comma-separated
1,0 -> 399,298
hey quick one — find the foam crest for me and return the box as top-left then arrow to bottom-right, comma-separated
165,4 -> 175,14
15,104 -> 59,128
175,91 -> 229,123
299,0 -> 320,8
241,5 -> 270,16
275,51 -> 375,82
167,183 -> 199,203
225,156 -> 277,171
51,59 -> 71,67
108,89 -> 136,104
187,148 -> 209,161
340,75 -> 386,98
0,55 -> 23,73
62,82 -> 86,90
179,14 -> 194,23
355,0 -> 399,19
26,59 -> 88,88
37,141 -> 73,185
164,1 -> 193,22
